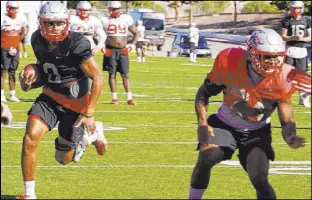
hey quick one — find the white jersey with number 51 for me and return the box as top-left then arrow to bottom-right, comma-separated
101,14 -> 133,37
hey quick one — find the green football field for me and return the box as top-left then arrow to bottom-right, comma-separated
1,47 -> 311,199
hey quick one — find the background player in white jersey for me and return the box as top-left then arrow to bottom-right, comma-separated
1,1 -> 28,102
189,22 -> 199,63
136,20 -> 146,62
69,1 -> 106,55
281,1 -> 311,108
101,1 -> 139,105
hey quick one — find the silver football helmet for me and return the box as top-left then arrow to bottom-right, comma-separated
6,1 -> 19,18
108,1 -> 122,18
246,28 -> 286,77
38,1 -> 70,42
290,1 -> 304,17
77,1 -> 92,19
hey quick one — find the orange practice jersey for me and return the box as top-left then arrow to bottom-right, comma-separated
1,13 -> 27,49
208,48 -> 296,123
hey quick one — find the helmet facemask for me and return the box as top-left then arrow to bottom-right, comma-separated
77,8 -> 92,20
39,19 -> 70,42
248,46 -> 285,77
6,6 -> 18,18
77,1 -> 92,20
108,1 -> 122,18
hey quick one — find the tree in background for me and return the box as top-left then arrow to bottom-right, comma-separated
241,1 -> 279,12
168,1 -> 182,21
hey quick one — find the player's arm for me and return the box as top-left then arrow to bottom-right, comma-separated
128,24 -> 139,45
277,98 -> 305,149
299,28 -> 311,42
80,56 -> 104,116
195,57 -> 225,148
94,25 -> 107,50
281,28 -> 298,41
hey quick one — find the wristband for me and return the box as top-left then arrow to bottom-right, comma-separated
81,113 -> 93,118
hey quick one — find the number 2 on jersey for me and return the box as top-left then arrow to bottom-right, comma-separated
107,24 -> 126,35
43,63 -> 61,83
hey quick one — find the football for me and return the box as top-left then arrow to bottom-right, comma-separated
19,63 -> 40,91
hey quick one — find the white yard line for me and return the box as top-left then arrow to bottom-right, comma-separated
1,162 -> 310,175
9,109 -> 311,114
1,141 -> 311,145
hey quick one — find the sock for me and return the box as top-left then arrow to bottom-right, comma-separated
24,180 -> 36,196
193,54 -> 197,63
190,53 -> 194,62
188,187 -> 205,199
10,90 -> 16,97
1,90 -> 4,96
112,92 -> 117,100
142,57 -> 145,62
127,92 -> 132,101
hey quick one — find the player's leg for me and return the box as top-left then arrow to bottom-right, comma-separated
296,57 -> 310,107
193,47 -> 197,63
106,49 -> 118,104
21,94 -> 58,199
1,48 -> 10,102
22,37 -> 28,58
120,49 -> 136,105
190,42 -> 195,63
8,51 -> 20,102
56,108 -> 107,164
141,44 -> 146,62
189,114 -> 237,199
136,43 -> 141,62
238,124 -> 276,199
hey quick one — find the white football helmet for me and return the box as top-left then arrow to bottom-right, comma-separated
38,1 -> 70,42
6,1 -> 19,18
77,1 -> 92,19
108,1 -> 122,18
290,1 -> 304,18
246,28 -> 286,77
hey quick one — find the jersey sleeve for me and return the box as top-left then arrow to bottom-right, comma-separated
93,17 -> 103,29
207,50 -> 226,85
281,17 -> 289,29
30,30 -> 42,60
280,64 -> 296,101
71,35 -> 93,64
306,16 -> 311,30
22,14 -> 28,26
127,15 -> 134,27
101,17 -> 109,28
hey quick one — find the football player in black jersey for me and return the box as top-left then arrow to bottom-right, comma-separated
18,2 -> 106,199
281,1 -> 311,107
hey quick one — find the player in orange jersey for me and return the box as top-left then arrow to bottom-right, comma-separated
188,28 -> 310,199
1,1 -> 28,102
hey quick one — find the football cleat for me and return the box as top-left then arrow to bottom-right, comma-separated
299,94 -> 311,108
111,99 -> 119,104
9,96 -> 20,102
1,96 -> 7,102
92,121 -> 107,155
18,194 -> 37,199
127,99 -> 136,105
